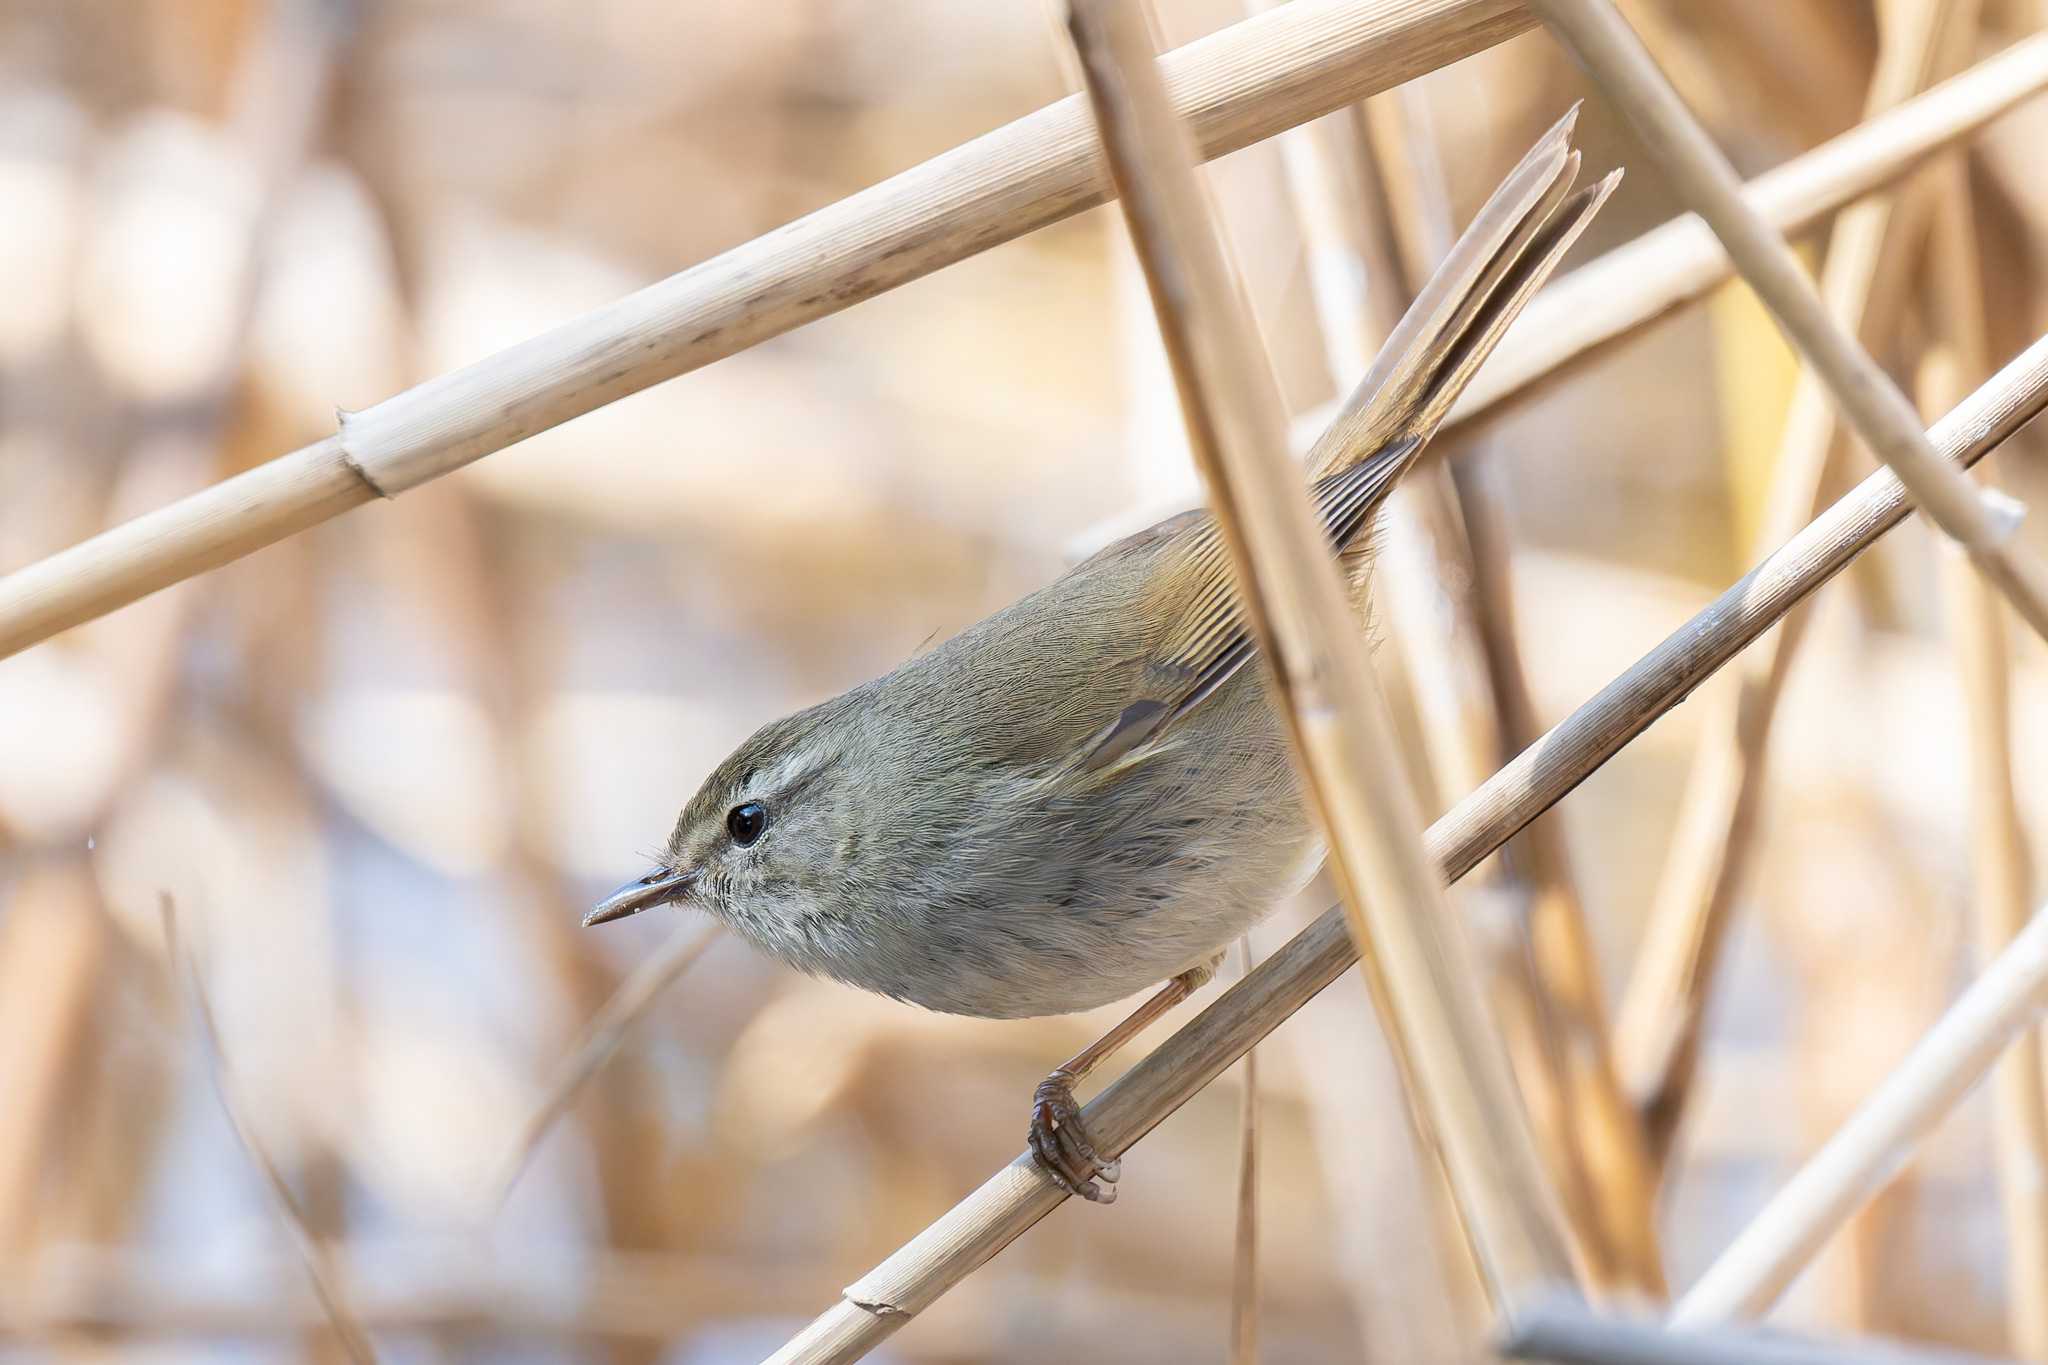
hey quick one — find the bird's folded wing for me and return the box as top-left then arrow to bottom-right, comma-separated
1075,108 -> 1620,776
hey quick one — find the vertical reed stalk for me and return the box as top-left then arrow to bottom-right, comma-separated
1613,0 -> 1974,1164
1924,157 -> 2048,1360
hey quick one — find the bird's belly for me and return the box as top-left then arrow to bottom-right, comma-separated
859,810 -> 1324,1020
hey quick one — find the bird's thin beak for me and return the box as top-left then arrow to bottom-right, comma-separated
584,866 -> 699,927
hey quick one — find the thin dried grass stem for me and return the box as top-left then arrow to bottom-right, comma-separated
1066,0 -> 1573,1308
1530,0 -> 2048,642
1387,102 -> 1664,1292
1672,902 -> 2048,1325
1939,392 -> 2048,1363
1360,121 -> 1513,807
767,325 -> 2048,1365
159,896 -> 376,1365
1263,35 -> 1511,826
1265,56 -> 1660,1295
0,0 -> 1535,661
1925,165 -> 2048,1360
0,868 -> 108,1267
492,922 -> 724,1205
1230,938 -> 1260,1365
1613,0 -> 1971,1161
0,1245 -> 885,1340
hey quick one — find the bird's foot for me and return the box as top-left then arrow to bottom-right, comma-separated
1027,1068 -> 1120,1204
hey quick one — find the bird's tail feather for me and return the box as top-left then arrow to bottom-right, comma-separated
1305,104 -> 1620,482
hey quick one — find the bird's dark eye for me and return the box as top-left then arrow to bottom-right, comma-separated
726,801 -> 768,846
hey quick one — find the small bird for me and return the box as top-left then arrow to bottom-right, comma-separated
587,109 -> 1616,1201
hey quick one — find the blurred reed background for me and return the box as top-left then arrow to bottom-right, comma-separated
4,0 -> 2048,1360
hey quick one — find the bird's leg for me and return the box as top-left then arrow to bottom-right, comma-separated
1028,960 -> 1217,1204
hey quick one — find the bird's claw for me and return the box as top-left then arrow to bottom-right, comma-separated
1028,1069 -> 1120,1204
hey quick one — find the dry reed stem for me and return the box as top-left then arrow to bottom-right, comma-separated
1530,0 -> 2048,644
1262,38 -> 1509,837
1445,29 -> 2048,427
1502,1296 -> 2014,1365
1671,901 -> 2048,1325
492,921 -> 724,1206
1336,123 -> 1629,1273
767,325 -> 2048,1365
1227,54 -> 1481,1342
1360,177 -> 1643,1295
1369,88 -> 1666,1292
1073,0 -> 1577,1311
0,1246 -> 866,1340
0,867 -> 109,1267
1074,31 -> 2048,560
1251,0 -> 1554,1175
1357,103 -> 1514,806
1263,905 -> 1487,1359
1456,457 -> 1667,1298
1230,938 -> 1260,1365
0,0 -> 1534,661
1937,388 -> 2048,1362
1613,0 -> 1970,1162
1925,167 -> 2048,1360
158,896 -> 376,1365
1260,57 -> 1659,1293
13,23 -> 2048,665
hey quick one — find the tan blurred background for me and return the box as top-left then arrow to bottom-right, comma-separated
5,0 -> 2048,1360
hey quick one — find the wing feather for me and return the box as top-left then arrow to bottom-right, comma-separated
1076,439 -> 1418,772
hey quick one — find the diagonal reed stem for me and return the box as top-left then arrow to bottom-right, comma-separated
1672,902 -> 2048,1325
12,24 -> 2048,664
1073,30 -> 2048,560
1529,0 -> 2048,643
492,922 -> 724,1205
1259,54 -> 1658,1293
1065,0 -> 1576,1307
160,897 -> 376,1365
0,0 -> 1533,661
